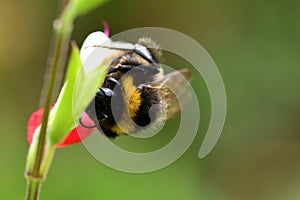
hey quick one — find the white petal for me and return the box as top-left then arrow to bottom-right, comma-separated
80,31 -> 114,73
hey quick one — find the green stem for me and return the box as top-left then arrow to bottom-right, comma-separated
25,2 -> 75,200
32,18 -> 71,177
25,145 -> 55,200
26,180 -> 41,200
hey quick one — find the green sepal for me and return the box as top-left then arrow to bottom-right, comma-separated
47,43 -> 108,145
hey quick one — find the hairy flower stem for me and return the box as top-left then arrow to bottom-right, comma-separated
25,2 -> 74,199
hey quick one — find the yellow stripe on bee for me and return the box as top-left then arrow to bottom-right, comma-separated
110,125 -> 125,135
111,76 -> 141,135
123,76 -> 141,118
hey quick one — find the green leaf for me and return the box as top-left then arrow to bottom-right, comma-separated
47,44 -> 108,145
60,0 -> 110,25
71,0 -> 110,18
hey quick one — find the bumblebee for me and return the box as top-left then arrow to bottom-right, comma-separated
83,37 -> 191,137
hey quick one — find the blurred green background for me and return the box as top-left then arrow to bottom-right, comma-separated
1,0 -> 300,199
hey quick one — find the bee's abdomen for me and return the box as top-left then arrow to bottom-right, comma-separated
101,75 -> 163,136
133,87 -> 161,127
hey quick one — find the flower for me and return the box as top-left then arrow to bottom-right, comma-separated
27,107 -> 95,148
27,23 -> 112,148
80,30 -> 112,73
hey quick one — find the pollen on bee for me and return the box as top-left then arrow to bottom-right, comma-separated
110,75 -> 142,135
122,76 -> 141,118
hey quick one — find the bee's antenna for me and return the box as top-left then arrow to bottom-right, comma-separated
84,43 -> 158,65
79,117 -> 97,129
84,45 -> 133,51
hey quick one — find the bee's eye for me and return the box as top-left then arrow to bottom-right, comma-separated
135,45 -> 157,65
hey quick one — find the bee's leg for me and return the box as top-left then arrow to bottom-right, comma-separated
108,64 -> 134,73
106,77 -> 120,85
79,112 -> 108,128
97,88 -> 114,97
85,89 -> 111,125
118,64 -> 135,71
79,117 -> 97,128
109,64 -> 159,75
96,112 -> 108,122
84,99 -> 108,127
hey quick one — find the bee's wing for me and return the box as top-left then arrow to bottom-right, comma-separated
140,68 -> 192,119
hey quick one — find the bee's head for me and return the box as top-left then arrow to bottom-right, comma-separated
137,37 -> 162,62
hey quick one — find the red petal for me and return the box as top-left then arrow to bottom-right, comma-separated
27,107 -> 52,145
54,112 -> 95,148
27,108 -> 95,148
